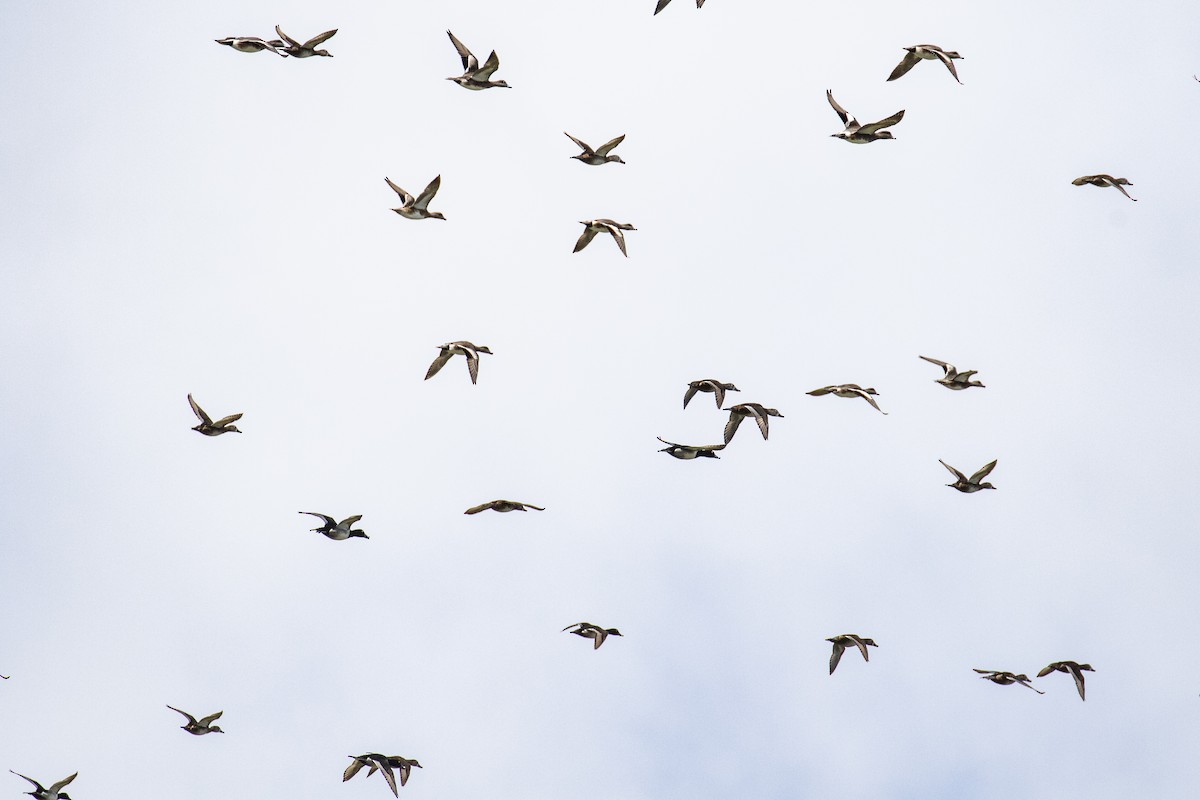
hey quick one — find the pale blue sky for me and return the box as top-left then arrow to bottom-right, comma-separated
2,1 -> 1200,798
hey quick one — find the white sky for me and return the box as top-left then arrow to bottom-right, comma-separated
3,1 -> 1200,798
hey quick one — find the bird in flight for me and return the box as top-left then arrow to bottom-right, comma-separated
167,705 -> 225,734
188,394 -> 243,436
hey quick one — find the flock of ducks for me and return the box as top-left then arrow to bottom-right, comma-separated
14,7 -> 1175,797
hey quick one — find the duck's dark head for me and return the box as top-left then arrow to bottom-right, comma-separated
493,80 -> 511,88
606,628 -> 623,637
609,156 -> 626,164
226,425 -> 242,434
979,482 -> 996,490
697,450 -> 720,459
208,725 -> 224,733
350,530 -> 369,539
475,346 -> 493,354
875,132 -> 895,140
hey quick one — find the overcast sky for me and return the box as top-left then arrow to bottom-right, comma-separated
3,1 -> 1200,798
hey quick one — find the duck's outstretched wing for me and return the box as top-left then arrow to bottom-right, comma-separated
8,772 -> 45,792
1016,678 -> 1045,694
374,759 -> 399,798
859,109 -> 905,134
302,29 -> 337,49
384,177 -> 414,206
919,355 -> 953,376
425,348 -> 452,380
446,30 -> 477,71
414,175 -> 441,210
166,705 -> 198,724
574,226 -> 599,253
344,757 -> 369,782
826,90 -> 853,127
723,411 -> 744,444
213,413 -> 243,427
969,460 -> 997,484
654,0 -> 674,14
198,710 -> 223,727
887,50 -> 921,81
474,51 -> 501,81
274,25 -> 301,48
48,774 -> 78,793
828,641 -> 846,674
939,460 -> 968,482
564,132 -> 594,155
299,511 -> 336,529
595,134 -> 625,156
748,406 -> 770,439
1111,181 -> 1136,201
857,391 -> 888,415
188,394 -> 212,425
932,49 -> 962,83
605,225 -> 629,257
850,636 -> 872,661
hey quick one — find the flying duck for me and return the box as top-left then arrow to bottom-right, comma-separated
274,26 -> 335,58
344,754 -> 422,796
464,500 -> 545,514
887,44 -> 964,84
446,30 -> 510,89
565,132 -> 626,165
919,356 -> 985,389
188,394 -> 242,436
385,175 -> 445,220
425,341 -> 491,384
299,512 -> 368,540
723,403 -> 784,443
807,384 -> 887,414
657,437 -> 726,460
1072,174 -> 1136,201
574,219 -> 637,257
1037,661 -> 1095,701
683,379 -> 740,409
9,772 -> 76,800
827,90 -> 904,143
563,622 -> 623,649
973,669 -> 1044,694
939,459 -> 997,492
166,705 -> 225,734
826,634 -> 878,674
